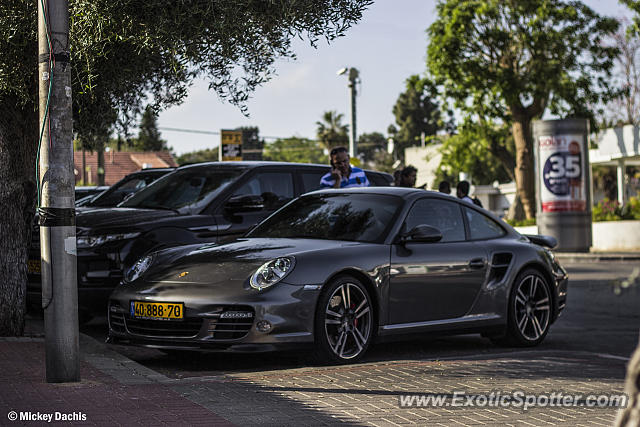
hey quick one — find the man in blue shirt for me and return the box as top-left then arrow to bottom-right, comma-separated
320,146 -> 370,189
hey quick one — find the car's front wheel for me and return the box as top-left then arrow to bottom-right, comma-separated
504,268 -> 552,346
314,275 -> 374,364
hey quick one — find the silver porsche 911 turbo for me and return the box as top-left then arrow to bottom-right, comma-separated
108,187 -> 568,364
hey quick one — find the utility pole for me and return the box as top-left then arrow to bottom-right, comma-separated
337,67 -> 359,158
348,68 -> 358,158
38,0 -> 80,382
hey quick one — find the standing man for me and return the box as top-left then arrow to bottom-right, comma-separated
438,181 -> 451,194
397,166 -> 418,188
456,180 -> 475,204
320,146 -> 370,188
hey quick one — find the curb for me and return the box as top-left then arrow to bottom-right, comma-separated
79,333 -> 174,384
554,253 -> 640,262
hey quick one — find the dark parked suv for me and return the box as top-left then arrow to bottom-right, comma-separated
76,168 -> 175,208
27,162 -> 392,321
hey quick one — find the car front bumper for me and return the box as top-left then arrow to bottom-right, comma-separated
107,281 -> 322,351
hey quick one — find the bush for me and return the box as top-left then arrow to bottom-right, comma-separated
592,194 -> 640,221
504,218 -> 536,227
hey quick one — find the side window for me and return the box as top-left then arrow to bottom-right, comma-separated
301,171 -> 327,193
404,198 -> 465,242
367,172 -> 392,187
233,172 -> 294,210
464,206 -> 506,240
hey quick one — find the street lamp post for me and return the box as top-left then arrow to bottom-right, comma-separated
337,67 -> 359,158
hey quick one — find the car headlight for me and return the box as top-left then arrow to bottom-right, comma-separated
77,232 -> 140,248
250,257 -> 295,291
124,254 -> 154,283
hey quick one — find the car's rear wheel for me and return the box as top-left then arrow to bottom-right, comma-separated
503,268 -> 552,346
314,276 -> 374,364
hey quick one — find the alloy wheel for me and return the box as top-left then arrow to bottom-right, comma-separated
323,282 -> 372,360
513,274 -> 550,341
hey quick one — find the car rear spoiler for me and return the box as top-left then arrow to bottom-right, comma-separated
523,234 -> 557,249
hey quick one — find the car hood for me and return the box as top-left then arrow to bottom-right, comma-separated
141,238 -> 352,286
76,208 -> 179,231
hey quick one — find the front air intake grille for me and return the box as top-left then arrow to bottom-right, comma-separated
109,311 -> 126,334
125,318 -> 204,338
207,306 -> 255,340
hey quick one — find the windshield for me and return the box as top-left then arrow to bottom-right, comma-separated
87,172 -> 167,207
247,193 -> 403,243
120,167 -> 243,213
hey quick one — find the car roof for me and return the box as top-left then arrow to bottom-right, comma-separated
308,186 -> 443,199
175,161 -> 391,176
127,167 -> 175,174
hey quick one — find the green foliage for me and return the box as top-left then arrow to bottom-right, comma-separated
391,75 -> 449,161
427,0 -> 619,219
1,0 -> 373,140
592,195 -> 640,221
435,121 -> 514,186
622,0 -> 640,35
263,137 -> 326,164
131,106 -> 168,151
175,148 -> 218,166
427,0 -> 619,125
504,218 -> 537,227
358,132 -> 387,165
316,111 -> 349,150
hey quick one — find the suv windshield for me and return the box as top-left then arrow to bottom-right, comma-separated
120,167 -> 243,213
247,193 -> 403,243
85,172 -> 168,207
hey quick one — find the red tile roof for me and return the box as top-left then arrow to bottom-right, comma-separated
74,151 -> 177,186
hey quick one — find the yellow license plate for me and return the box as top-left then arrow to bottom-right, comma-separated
27,259 -> 41,274
131,301 -> 183,320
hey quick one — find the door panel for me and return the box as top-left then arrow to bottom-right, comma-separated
389,241 -> 487,323
388,197 -> 487,324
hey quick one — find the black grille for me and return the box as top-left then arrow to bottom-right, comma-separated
125,317 -> 204,338
109,311 -> 126,334
208,306 -> 255,340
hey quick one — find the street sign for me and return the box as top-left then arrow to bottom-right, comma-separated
219,130 -> 243,161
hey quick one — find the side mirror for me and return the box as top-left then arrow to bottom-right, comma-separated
401,225 -> 443,243
224,195 -> 264,213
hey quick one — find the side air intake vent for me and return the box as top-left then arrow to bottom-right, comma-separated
488,253 -> 513,284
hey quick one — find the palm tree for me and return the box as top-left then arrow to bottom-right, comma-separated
316,110 -> 349,150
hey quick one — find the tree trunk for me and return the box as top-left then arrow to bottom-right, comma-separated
97,138 -> 105,186
0,100 -> 38,336
617,336 -> 640,426
512,117 -> 536,219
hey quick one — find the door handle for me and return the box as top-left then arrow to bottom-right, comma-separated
468,258 -> 486,269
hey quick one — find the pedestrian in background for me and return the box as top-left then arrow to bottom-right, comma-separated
397,165 -> 418,188
456,180 -> 474,204
438,180 -> 451,194
320,146 -> 370,189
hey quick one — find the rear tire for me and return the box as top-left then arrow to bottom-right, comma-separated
314,275 -> 374,364
502,268 -> 552,347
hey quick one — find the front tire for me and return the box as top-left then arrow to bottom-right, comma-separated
503,268 -> 552,346
314,275 -> 374,364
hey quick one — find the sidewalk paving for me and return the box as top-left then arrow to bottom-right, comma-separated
0,318 -> 630,426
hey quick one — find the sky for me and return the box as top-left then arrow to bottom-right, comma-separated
157,0 -> 631,156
